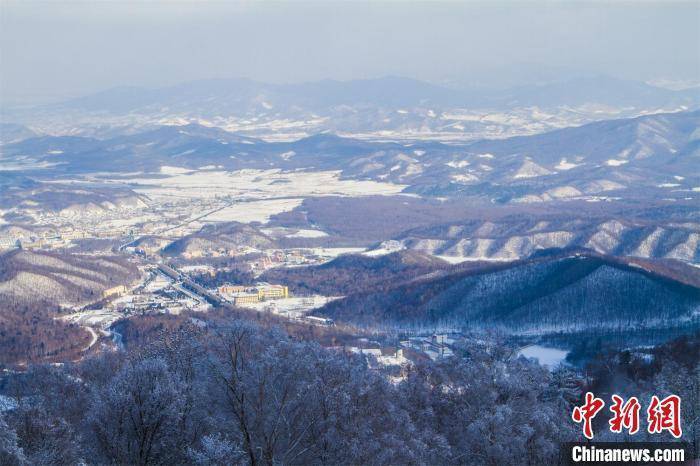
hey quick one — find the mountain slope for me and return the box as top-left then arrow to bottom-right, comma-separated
0,250 -> 138,365
260,249 -> 450,295
0,249 -> 139,306
465,109 -> 700,167
318,253 -> 700,335
393,215 -> 700,263
162,222 -> 277,257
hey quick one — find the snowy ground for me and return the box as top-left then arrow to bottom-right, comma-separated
125,169 -> 406,201
203,198 -> 304,224
261,227 -> 329,239
34,169 -> 408,236
61,309 -> 123,330
234,295 -> 338,318
0,394 -> 18,413
363,240 -> 405,257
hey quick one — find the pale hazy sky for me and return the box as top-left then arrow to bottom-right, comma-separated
1,1 -> 699,104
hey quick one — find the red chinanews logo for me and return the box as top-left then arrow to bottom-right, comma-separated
572,392 -> 682,440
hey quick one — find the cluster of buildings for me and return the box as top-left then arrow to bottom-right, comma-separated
113,293 -> 205,315
109,269 -> 210,315
346,346 -> 408,368
400,334 -> 455,360
218,283 -> 289,306
0,229 -> 81,251
0,221 -> 143,252
247,249 -> 328,274
181,245 -> 260,260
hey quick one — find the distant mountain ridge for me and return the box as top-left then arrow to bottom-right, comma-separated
392,216 -> 700,263
4,75 -> 698,143
53,76 -> 700,115
3,110 -> 698,207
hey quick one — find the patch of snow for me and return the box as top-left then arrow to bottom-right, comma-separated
202,198 -> 304,224
287,229 -> 328,238
555,158 -> 581,170
606,159 -> 628,167
363,240 -> 406,257
545,186 -> 583,198
666,233 -> 700,262
632,227 -> 664,258
513,159 -> 553,179
446,160 -> 470,168
512,194 -> 546,203
0,394 -> 18,412
451,174 -> 479,183
584,180 -> 626,194
160,166 -> 194,175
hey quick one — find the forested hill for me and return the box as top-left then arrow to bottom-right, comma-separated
0,249 -> 139,366
260,249 -> 451,296
317,253 -> 700,335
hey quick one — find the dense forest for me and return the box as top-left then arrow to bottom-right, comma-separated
0,316 -> 577,465
0,250 -> 139,366
2,316 -> 697,465
583,334 -> 700,453
318,255 -> 700,336
260,249 -> 450,296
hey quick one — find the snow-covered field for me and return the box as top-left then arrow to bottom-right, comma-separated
30,169 -> 407,239
86,168 -> 408,225
363,240 -> 405,257
203,198 -> 305,224
125,169 -> 407,201
261,227 -> 329,238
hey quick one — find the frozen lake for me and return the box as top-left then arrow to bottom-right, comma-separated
518,345 -> 569,369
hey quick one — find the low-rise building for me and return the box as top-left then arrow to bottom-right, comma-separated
400,334 -> 454,360
219,283 -> 289,301
305,315 -> 334,326
232,293 -> 261,306
258,284 -> 289,300
218,285 -> 249,294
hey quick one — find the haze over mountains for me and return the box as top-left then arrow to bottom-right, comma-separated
5,75 -> 699,142
50,75 -> 700,114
